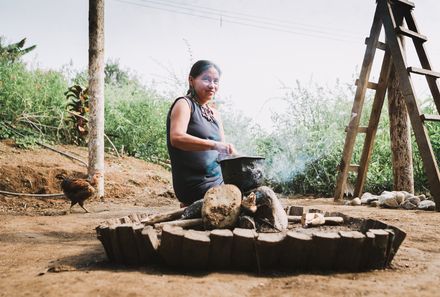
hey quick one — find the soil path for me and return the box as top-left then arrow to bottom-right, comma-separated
1,141 -> 440,296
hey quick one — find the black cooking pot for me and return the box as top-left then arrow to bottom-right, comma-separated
218,155 -> 265,193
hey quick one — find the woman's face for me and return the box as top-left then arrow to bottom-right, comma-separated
190,66 -> 220,102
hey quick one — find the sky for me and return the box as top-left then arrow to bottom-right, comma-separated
1,0 -> 440,128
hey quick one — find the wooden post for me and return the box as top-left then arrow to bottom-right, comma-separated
388,29 -> 414,193
88,0 -> 105,197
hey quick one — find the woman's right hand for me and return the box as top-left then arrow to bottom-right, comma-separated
212,141 -> 237,155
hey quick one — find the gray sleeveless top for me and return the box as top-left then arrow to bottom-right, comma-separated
166,96 -> 223,205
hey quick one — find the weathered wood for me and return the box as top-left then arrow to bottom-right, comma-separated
408,66 -> 440,78
309,232 -> 340,271
367,229 -> 389,269
334,3 -> 383,201
133,225 -> 159,265
128,213 -> 141,224
154,218 -> 203,229
96,225 -> 114,261
88,0 -> 105,197
141,208 -> 186,225
288,205 -> 304,216
231,228 -> 257,271
335,231 -> 366,271
421,114 -> 440,122
202,184 -> 242,229
395,26 -> 427,42
209,229 -> 233,269
158,225 -> 185,267
384,225 -> 406,264
281,231 -> 313,271
288,215 -> 343,226
116,224 -> 139,265
255,233 -> 285,269
355,79 -> 378,90
108,224 -> 124,263
181,230 -> 211,270
359,231 -> 376,271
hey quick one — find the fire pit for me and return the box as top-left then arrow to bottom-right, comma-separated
95,205 -> 406,272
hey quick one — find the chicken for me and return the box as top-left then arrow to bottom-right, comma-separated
55,173 -> 100,213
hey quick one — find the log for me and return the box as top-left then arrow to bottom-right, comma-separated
158,225 -> 185,267
335,231 -> 365,272
133,225 -> 159,265
96,224 -> 114,261
288,215 -> 344,226
141,208 -> 186,225
309,232 -> 340,271
323,217 -> 344,225
280,231 -> 313,271
128,213 -> 141,224
116,223 -> 140,265
154,218 -> 203,229
359,231 -> 375,271
209,229 -> 233,269
255,233 -> 285,270
301,213 -> 325,227
202,184 -> 242,229
231,228 -> 257,271
181,230 -> 211,270
108,224 -> 124,263
367,229 -> 389,269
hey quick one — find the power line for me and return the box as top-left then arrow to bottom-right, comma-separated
113,0 -> 361,43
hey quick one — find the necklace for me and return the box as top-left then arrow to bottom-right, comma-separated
188,96 -> 215,122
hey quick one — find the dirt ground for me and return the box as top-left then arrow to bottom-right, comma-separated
1,140 -> 440,297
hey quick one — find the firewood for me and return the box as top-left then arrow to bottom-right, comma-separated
154,218 -> 203,229
202,184 -> 242,229
289,215 -> 344,226
141,208 -> 186,225
255,233 -> 285,269
231,228 -> 257,271
209,229 -> 233,269
158,225 -> 185,267
281,231 -> 313,271
301,213 -> 325,227
181,230 -> 211,270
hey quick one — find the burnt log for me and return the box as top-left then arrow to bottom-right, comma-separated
253,186 -> 288,232
238,215 -> 256,229
209,229 -> 233,269
181,230 -> 211,270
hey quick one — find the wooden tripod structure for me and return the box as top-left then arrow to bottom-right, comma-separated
334,0 -> 440,211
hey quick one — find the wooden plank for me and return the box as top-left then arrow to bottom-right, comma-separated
395,26 -> 427,42
181,230 -> 211,270
334,4 -> 383,201
309,232 -> 341,271
255,233 -> 285,270
379,0 -> 440,210
281,231 -> 313,271
231,228 -> 257,271
408,66 -> 440,78
116,224 -> 140,265
209,229 -> 233,269
158,225 -> 185,267
354,50 -> 393,197
345,126 -> 369,133
348,164 -> 360,172
335,231 -> 365,272
365,37 -> 387,51
405,10 -> 440,112
154,218 -> 203,229
421,114 -> 440,122
141,208 -> 185,225
355,78 -> 379,90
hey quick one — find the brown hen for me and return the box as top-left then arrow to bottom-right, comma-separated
56,173 -> 100,213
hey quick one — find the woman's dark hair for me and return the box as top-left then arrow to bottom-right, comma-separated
189,60 -> 221,78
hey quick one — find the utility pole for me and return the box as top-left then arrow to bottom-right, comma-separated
88,0 -> 105,197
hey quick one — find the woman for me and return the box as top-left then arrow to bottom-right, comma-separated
166,60 -> 236,206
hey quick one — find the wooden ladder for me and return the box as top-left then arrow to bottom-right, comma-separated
334,0 -> 440,211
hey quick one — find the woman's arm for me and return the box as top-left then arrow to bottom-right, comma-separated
170,99 -> 234,152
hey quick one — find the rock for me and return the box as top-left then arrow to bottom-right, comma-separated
401,191 -> 414,199
379,193 -> 399,208
350,197 -> 361,206
370,200 -> 380,207
301,212 -> 325,228
407,196 -> 421,206
401,199 -> 418,210
253,186 -> 288,232
394,191 -> 405,204
181,199 -> 203,219
418,200 -> 435,211
417,194 -> 426,201
237,215 -> 256,229
361,192 -> 378,204
202,184 -> 242,229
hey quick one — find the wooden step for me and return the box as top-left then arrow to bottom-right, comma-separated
365,37 -> 387,51
421,114 -> 440,122
408,67 -> 440,78
345,126 -> 368,133
355,79 -> 378,90
391,0 -> 415,9
396,26 -> 427,42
